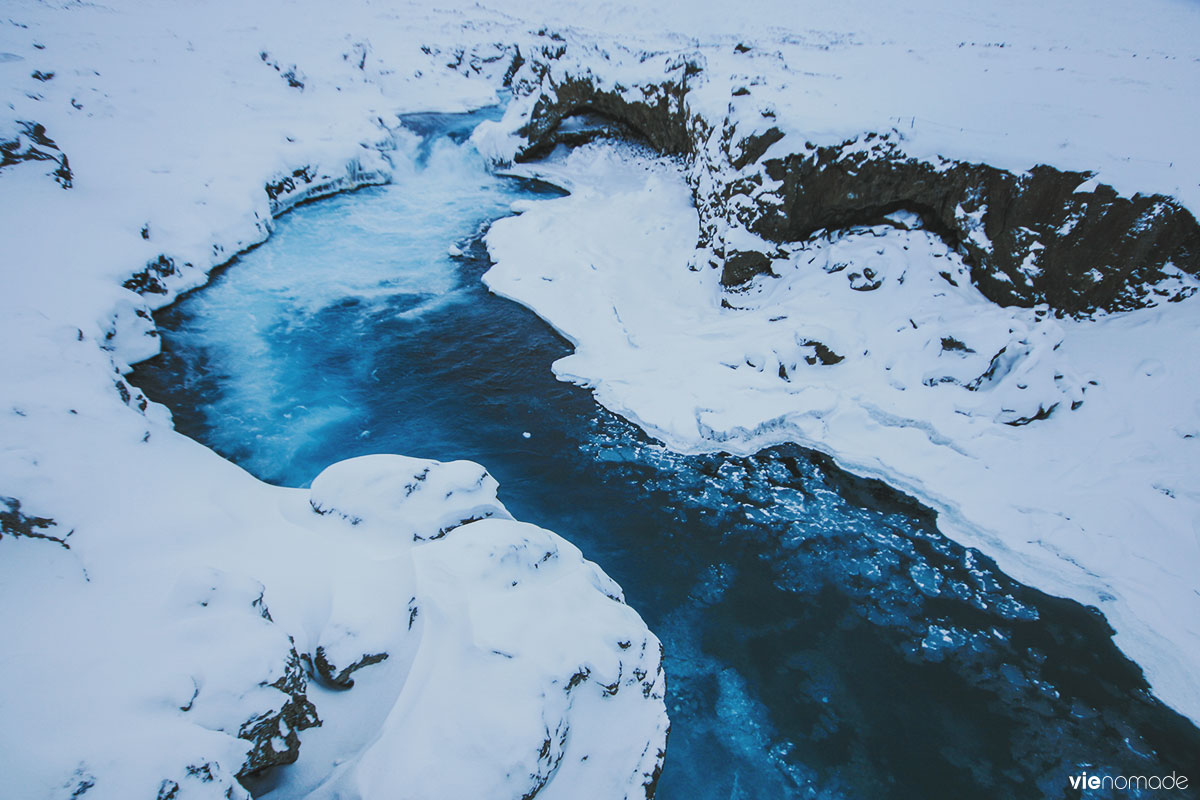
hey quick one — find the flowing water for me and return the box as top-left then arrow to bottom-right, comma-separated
131,109 -> 1200,799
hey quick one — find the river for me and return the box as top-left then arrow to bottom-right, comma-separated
130,108 -> 1200,800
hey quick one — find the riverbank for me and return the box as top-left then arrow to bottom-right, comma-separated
2,0 -> 1198,796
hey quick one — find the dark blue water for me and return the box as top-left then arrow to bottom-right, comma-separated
132,110 -> 1200,800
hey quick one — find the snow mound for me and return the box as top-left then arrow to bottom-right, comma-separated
309,454 -> 512,538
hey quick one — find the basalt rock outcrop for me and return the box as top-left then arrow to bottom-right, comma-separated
513,61 -> 696,160
494,39 -> 1199,315
733,136 -> 1200,313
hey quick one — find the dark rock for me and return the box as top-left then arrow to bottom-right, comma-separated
0,495 -> 70,548
731,125 -> 783,170
642,747 -> 666,799
281,69 -> 304,90
0,120 -> 72,188
52,153 -> 72,188
1004,402 -> 1059,426
503,46 -> 526,87
123,254 -> 177,295
264,166 -> 316,201
64,766 -> 95,798
847,266 -> 883,291
501,50 -> 1200,315
513,66 -> 696,162
941,335 -> 974,353
169,572 -> 321,782
519,720 -> 569,800
753,139 -> 1200,312
235,642 -> 321,778
157,762 -> 250,800
186,763 -> 215,782
524,111 -> 644,154
259,51 -> 305,90
720,249 -> 772,287
800,339 -> 844,365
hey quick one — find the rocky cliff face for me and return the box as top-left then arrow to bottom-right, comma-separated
738,137 -> 1199,313
491,37 -> 1199,315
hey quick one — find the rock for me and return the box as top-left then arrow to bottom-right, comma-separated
730,125 -> 783,170
308,643 -> 389,689
122,254 -> 179,295
510,46 -> 698,162
264,165 -> 316,202
153,762 -> 251,800
495,44 -> 1200,315
720,249 -> 772,287
752,140 -> 1200,313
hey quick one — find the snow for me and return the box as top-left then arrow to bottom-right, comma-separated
2,0 -> 1199,794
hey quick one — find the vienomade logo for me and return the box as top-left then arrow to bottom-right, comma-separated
1068,771 -> 1190,792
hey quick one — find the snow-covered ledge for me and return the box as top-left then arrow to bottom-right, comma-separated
0,2 -> 667,797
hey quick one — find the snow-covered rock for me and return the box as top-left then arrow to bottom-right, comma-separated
309,454 -> 512,539
288,458 -> 669,800
464,4 -> 1200,727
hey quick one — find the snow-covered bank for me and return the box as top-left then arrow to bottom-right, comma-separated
484,139 -> 1200,724
1,2 -> 667,797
